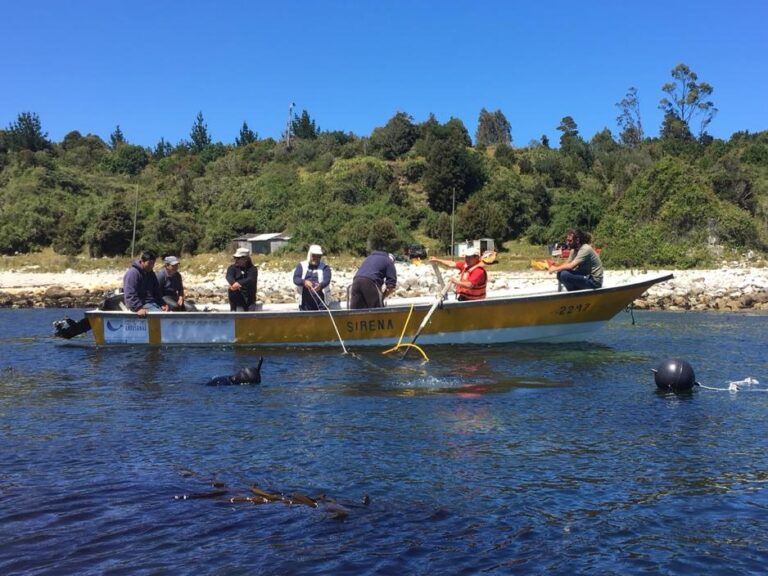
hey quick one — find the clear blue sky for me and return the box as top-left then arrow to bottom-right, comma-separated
2,0 -> 766,148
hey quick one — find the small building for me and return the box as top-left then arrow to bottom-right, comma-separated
454,238 -> 495,256
232,233 -> 292,255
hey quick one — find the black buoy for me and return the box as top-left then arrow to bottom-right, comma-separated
652,359 -> 698,392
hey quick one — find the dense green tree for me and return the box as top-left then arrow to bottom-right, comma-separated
235,121 -> 257,147
424,140 -> 487,213
105,144 -> 149,175
475,108 -> 512,147
659,63 -> 717,136
291,110 -> 319,140
5,112 -> 50,152
369,112 -> 418,160
87,197 -> 134,257
190,111 -> 212,152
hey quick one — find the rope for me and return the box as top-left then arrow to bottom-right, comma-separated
382,304 -> 429,361
698,378 -> 767,392
308,287 -> 348,355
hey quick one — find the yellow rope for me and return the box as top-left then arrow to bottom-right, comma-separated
382,304 -> 430,362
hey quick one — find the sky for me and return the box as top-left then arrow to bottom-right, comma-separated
2,0 -> 767,148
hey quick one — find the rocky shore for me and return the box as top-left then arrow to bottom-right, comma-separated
1,263 -> 768,311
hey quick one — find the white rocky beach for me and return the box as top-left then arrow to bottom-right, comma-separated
2,262 -> 768,311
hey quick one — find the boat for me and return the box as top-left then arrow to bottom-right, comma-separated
62,273 -> 673,347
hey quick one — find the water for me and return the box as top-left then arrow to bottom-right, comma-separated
1,309 -> 767,575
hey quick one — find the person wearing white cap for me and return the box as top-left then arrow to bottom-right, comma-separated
156,255 -> 195,311
429,247 -> 488,301
292,244 -> 332,310
226,247 -> 258,311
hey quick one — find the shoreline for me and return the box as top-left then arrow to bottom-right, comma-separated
2,265 -> 768,311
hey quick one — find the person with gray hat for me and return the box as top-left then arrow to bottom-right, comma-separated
226,247 -> 258,311
156,255 -> 195,311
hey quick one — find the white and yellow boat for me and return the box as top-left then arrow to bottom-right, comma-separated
74,274 -> 672,347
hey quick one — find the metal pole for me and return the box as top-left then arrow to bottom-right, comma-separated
450,186 -> 456,256
130,183 -> 139,258
286,102 -> 295,148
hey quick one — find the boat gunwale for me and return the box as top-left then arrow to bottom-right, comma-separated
84,273 -> 673,319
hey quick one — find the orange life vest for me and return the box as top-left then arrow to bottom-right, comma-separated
455,263 -> 487,300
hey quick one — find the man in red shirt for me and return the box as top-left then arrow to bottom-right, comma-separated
429,247 -> 487,301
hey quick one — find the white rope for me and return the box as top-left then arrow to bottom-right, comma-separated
698,377 -> 768,392
308,287 -> 348,355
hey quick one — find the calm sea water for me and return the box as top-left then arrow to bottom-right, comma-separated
1,308 -> 767,575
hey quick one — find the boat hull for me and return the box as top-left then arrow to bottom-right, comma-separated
85,274 -> 672,347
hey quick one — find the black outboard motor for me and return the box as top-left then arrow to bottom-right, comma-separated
206,358 -> 264,386
53,316 -> 92,339
652,359 -> 699,392
53,289 -> 125,339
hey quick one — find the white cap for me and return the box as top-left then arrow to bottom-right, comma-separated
464,247 -> 480,257
164,255 -> 180,266
233,247 -> 250,258
308,244 -> 323,255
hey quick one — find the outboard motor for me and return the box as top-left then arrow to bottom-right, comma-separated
53,316 -> 92,339
652,359 -> 699,392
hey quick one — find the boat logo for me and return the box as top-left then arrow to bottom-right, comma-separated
106,320 -> 123,331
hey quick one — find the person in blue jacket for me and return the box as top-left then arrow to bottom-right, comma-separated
122,250 -> 168,316
293,244 -> 332,310
350,249 -> 397,309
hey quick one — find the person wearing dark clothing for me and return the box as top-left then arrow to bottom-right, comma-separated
157,255 -> 196,311
226,247 -> 259,311
350,250 -> 397,309
293,244 -> 332,311
548,228 -> 604,291
122,250 -> 168,316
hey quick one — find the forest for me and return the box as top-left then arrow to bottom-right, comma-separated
1,64 -> 766,268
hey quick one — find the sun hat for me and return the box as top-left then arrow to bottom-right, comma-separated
164,255 -> 180,266
233,247 -> 250,258
308,244 -> 323,255
481,250 -> 498,265
464,247 -> 480,257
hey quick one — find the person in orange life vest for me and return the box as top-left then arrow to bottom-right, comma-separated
429,247 -> 487,301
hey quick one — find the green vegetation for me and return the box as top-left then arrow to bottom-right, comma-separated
1,64 -> 767,268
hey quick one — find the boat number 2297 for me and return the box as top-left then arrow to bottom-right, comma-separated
556,302 -> 591,315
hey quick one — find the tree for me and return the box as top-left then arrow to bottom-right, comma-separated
153,137 -> 173,159
5,112 -> 50,152
616,87 -> 644,146
475,108 -> 512,147
424,140 -> 486,212
369,112 -> 418,159
291,110 -> 319,140
190,111 -> 211,152
109,125 -> 125,149
659,63 -> 717,136
235,121 -> 257,147
105,144 -> 149,175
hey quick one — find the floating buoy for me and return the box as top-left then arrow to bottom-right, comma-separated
652,359 -> 698,392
